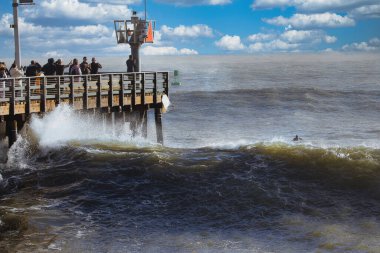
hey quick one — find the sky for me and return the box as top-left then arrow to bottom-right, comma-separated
0,0 -> 379,59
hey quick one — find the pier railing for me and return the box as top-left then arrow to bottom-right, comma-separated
0,71 -> 169,116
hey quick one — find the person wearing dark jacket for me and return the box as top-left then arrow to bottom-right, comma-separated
25,60 -> 42,77
55,59 -> 72,75
90,57 -> 102,74
126,55 -> 135,72
80,56 -> 91,75
42,58 -> 57,76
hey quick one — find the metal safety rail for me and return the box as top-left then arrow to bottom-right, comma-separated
0,71 -> 169,116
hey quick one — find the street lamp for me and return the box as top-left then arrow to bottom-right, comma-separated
11,0 -> 34,68
114,10 -> 155,72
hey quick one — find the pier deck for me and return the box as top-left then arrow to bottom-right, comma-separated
0,71 -> 169,146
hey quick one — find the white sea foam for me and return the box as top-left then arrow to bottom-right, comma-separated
29,104 -> 154,149
6,135 -> 32,170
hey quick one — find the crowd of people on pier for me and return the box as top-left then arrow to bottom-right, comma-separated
0,56 -> 137,99
0,54 -> 139,80
0,56 -> 104,79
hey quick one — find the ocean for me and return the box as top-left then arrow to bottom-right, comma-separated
1,53 -> 380,252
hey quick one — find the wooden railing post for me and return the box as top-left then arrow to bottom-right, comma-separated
41,77 -> 46,113
9,79 -> 15,116
26,78 -> 31,115
153,72 -> 157,105
119,74 -> 124,108
83,77 -> 88,110
56,76 -> 61,106
165,72 -> 169,95
108,74 -> 113,108
96,75 -> 101,108
132,73 -> 136,108
141,73 -> 146,105
69,76 -> 74,105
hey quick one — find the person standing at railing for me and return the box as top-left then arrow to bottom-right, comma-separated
90,57 -> 102,74
9,63 -> 24,97
42,58 -> 57,76
90,57 -> 102,81
0,62 -> 11,77
80,57 -> 91,75
10,63 -> 24,78
0,64 -> 8,99
25,60 -> 41,77
70,58 -> 82,82
42,58 -> 57,88
126,55 -> 136,73
55,59 -> 72,76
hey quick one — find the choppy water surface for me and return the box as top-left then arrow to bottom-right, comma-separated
1,53 -> 380,253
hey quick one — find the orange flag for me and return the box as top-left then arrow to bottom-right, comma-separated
145,21 -> 154,43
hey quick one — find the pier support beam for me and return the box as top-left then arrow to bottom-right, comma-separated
114,111 -> 125,135
129,111 -> 139,137
0,121 -> 6,142
140,109 -> 148,139
16,114 -> 26,132
5,117 -> 18,148
155,108 -> 163,145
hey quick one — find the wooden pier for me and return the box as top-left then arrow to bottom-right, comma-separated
0,71 -> 169,147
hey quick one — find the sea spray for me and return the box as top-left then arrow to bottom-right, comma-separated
29,104 -> 154,148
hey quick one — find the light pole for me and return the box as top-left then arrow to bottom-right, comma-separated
11,0 -> 34,68
12,0 -> 21,67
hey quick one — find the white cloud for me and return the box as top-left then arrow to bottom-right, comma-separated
342,37 -> 380,51
0,13 -> 115,56
0,14 -> 44,36
156,0 -> 231,6
141,46 -> 198,55
249,40 -> 299,52
324,35 -> 337,43
349,4 -> 380,18
247,29 -> 337,52
215,35 -> 245,50
281,30 -> 337,44
81,0 -> 140,4
160,24 -> 214,38
23,0 -> 132,22
264,12 -> 355,29
252,0 -> 380,12
0,14 -> 19,36
43,51 -> 64,58
69,24 -> 111,37
248,33 -> 276,42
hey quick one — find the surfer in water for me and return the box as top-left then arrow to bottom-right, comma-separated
293,135 -> 302,141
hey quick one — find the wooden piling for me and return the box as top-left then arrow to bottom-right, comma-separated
129,111 -> 139,137
140,108 -> 148,139
16,114 -> 26,132
155,108 -> 163,145
6,117 -> 18,147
